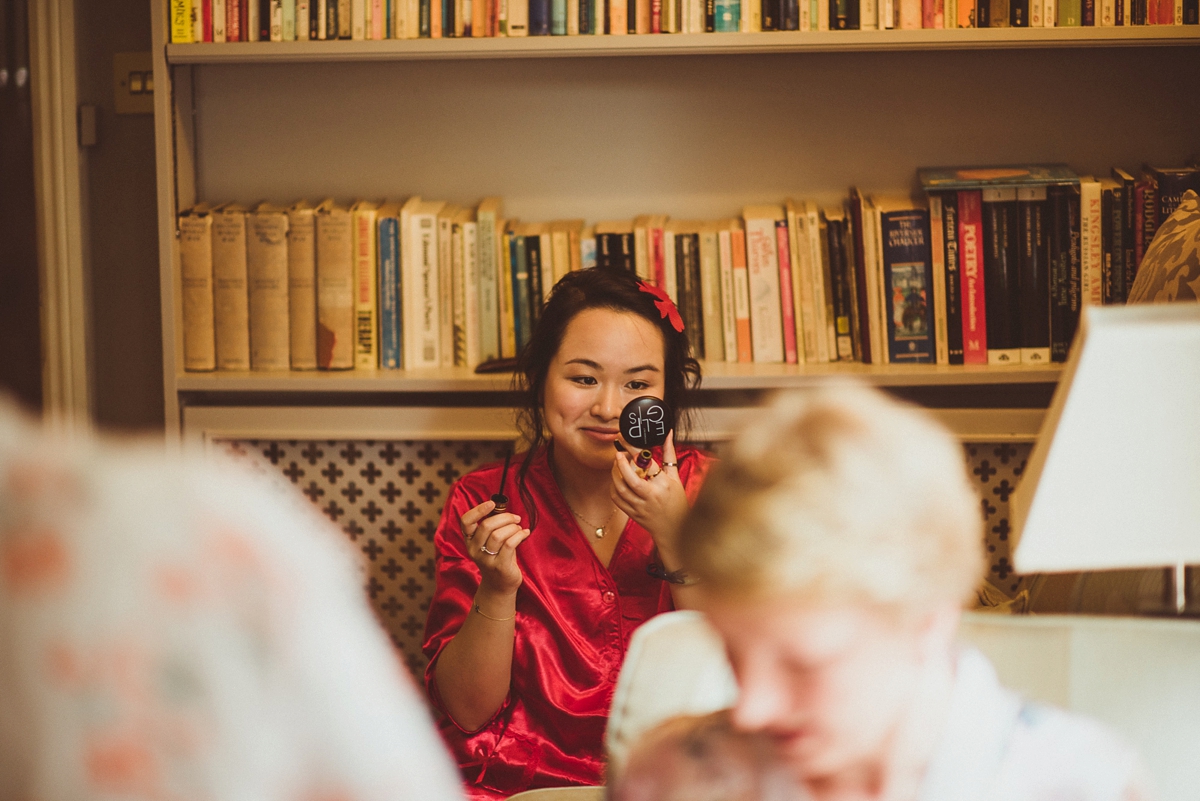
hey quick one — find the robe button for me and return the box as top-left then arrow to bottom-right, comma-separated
602,590 -> 616,604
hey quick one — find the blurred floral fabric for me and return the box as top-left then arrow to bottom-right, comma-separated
0,401 -> 464,801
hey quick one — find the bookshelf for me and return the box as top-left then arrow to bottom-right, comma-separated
150,1 -> 1200,437
164,26 -> 1200,61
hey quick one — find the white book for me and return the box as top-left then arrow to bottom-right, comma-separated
213,0 -> 227,40
1174,0 -> 1182,23
928,194 -> 950,365
784,200 -> 808,364
717,226 -> 740,363
297,0 -> 310,38
284,0 -> 297,38
742,206 -> 785,364
475,198 -> 502,363
633,215 -> 651,280
800,0 -> 812,28
663,227 -> 677,304
352,0 -> 367,38
568,0 -> 581,33
859,195 -> 887,365
318,0 -> 328,37
248,0 -> 260,40
1079,178 -> 1103,308
1030,0 -> 1042,26
1099,0 -> 1114,23
687,0 -> 704,31
401,197 -> 445,369
270,1 -> 284,42
508,0 -> 529,35
351,200 -> 379,370
1043,0 -> 1055,24
409,0 -> 422,37
464,218 -> 481,369
178,204 -> 216,372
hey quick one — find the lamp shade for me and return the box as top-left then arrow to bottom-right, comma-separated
1011,303 -> 1200,574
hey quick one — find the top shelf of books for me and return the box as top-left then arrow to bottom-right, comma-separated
164,26 -> 1200,62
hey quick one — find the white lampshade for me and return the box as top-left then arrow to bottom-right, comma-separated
1011,303 -> 1200,574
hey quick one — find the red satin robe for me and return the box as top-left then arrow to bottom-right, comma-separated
423,444 -> 714,800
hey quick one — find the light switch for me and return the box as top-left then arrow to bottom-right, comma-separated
114,52 -> 154,115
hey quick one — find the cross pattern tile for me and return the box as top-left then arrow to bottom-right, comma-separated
218,437 -> 1033,677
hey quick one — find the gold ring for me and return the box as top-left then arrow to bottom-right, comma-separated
662,461 -> 678,469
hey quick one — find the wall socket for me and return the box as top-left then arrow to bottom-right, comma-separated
114,52 -> 154,115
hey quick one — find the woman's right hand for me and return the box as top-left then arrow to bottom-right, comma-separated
460,500 -> 531,597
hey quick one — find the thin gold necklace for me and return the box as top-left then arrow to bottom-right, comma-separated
565,499 -> 615,538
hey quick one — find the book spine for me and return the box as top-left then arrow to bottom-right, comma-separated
477,209 -> 500,362
296,0 -> 309,37
437,214 -> 455,364
715,0 -> 742,26
1016,187 -> 1050,364
214,0 -> 228,40
1107,185 -> 1125,304
179,212 -> 216,371
525,234 -> 543,326
1100,186 -> 1115,304
202,0 -> 214,41
1031,0 -> 1042,24
1048,184 -> 1081,363
939,194 -> 964,364
957,190 -> 987,365
1058,0 -> 1079,23
378,218 -> 401,369
212,211 -> 251,370
451,222 -> 466,365
511,235 -> 531,349
980,187 -> 1019,364
260,0 -> 272,39
927,196 -> 948,364
609,0 -> 628,31
707,0 -> 719,28
650,227 -> 666,289
551,0 -> 568,31
674,234 -> 697,356
744,217 -> 785,363
172,0 -> 195,42
977,0 -> 989,24
407,213 -> 439,367
580,0 -> 593,31
227,0 -> 241,41
286,209 -> 318,369
825,218 -> 853,361
847,193 -> 873,364
1082,0 -> 1094,22
699,228 -> 726,363
353,209 -> 378,369
880,209 -> 935,364
1154,171 -> 1200,222
1099,0 -> 1113,22
1079,178 -> 1103,307
790,208 -> 818,363
1185,0 -> 1198,23
339,0 -> 352,36
498,228 -> 516,358
731,228 -> 754,363
1011,0 -> 1028,22
717,229 -> 740,362
316,208 -> 354,369
1139,178 -> 1156,267
774,220 -> 799,364
284,0 -> 297,36
464,222 -> 481,368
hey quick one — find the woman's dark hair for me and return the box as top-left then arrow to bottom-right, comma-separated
510,268 -> 701,527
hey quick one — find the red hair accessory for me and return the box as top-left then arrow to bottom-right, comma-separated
638,282 -> 684,333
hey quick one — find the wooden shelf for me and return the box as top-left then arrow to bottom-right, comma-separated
174,361 -> 1062,394
165,26 -> 1200,63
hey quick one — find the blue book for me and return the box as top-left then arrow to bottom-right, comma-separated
529,0 -> 552,33
377,210 -> 402,369
510,233 -> 532,349
879,204 -> 936,364
552,0 -> 568,32
716,0 -> 741,28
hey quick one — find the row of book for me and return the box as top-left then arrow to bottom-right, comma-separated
176,162 -> 1198,373
167,0 -> 1198,42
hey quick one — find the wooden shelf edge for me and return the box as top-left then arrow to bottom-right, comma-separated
165,27 -> 1200,63
173,362 -> 1062,393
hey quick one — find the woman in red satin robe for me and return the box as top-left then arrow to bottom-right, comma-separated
423,268 -> 715,799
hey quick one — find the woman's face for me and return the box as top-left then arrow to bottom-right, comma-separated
542,307 -> 666,474
701,597 -> 939,785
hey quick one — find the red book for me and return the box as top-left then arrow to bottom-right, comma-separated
957,190 -> 988,365
650,226 -> 666,288
202,0 -> 213,40
227,0 -> 241,40
651,0 -> 663,30
731,228 -> 753,364
775,220 -> 798,364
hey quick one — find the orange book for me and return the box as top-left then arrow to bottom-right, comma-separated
730,227 -> 753,363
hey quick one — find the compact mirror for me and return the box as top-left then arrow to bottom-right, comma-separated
619,396 -> 673,450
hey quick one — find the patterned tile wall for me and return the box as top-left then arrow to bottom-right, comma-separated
219,438 -> 1033,678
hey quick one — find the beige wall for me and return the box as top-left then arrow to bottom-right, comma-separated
77,0 -> 163,430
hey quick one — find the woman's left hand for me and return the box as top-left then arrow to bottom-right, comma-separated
611,430 -> 689,564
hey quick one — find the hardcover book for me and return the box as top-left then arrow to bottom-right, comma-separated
1047,184 -> 1081,363
400,197 -> 445,369
179,204 -> 216,371
315,199 -> 354,370
1017,186 -> 1050,364
248,202 -> 292,371
937,192 -> 964,364
918,164 -> 1079,191
351,200 -> 379,370
377,201 -> 403,370
476,198 -> 503,363
956,190 -> 988,365
699,224 -> 726,363
730,226 -> 754,363
211,203 -> 252,371
1078,177 -> 1103,308
878,202 -> 936,364
927,195 -> 949,365
980,187 -> 1020,365
742,205 -> 786,363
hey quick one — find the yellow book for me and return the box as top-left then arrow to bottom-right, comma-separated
352,200 -> 380,370
171,0 -> 195,42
